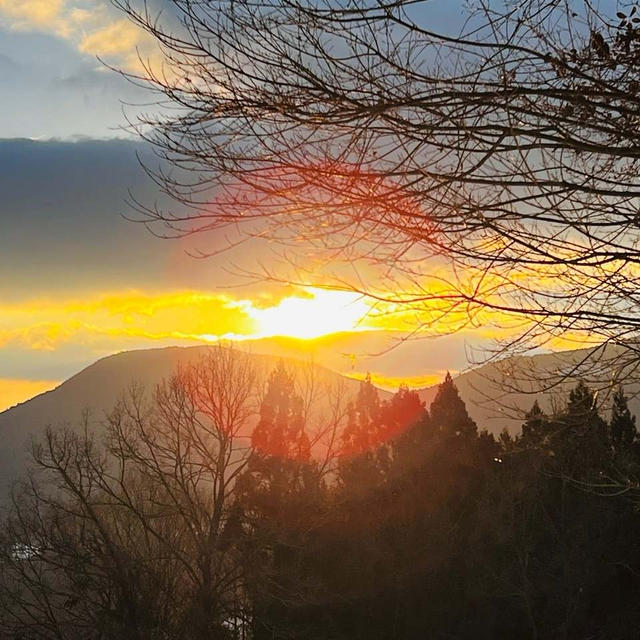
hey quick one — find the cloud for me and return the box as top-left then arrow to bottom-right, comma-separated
78,16 -> 160,71
79,18 -> 141,57
0,1 -> 158,71
0,286 -> 387,353
0,0 -> 65,28
0,378 -> 58,413
0,287 -> 493,406
0,291 -> 261,352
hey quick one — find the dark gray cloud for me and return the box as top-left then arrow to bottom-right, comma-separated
0,27 -> 149,139
0,138 -> 166,295
0,137 -> 268,298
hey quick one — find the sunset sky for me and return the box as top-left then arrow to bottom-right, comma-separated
0,0 -> 495,411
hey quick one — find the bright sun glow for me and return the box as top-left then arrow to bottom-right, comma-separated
248,287 -> 370,340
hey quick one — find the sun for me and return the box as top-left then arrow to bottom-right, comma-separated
249,287 -> 370,340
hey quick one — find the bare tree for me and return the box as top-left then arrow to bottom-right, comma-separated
0,346 -> 257,640
111,0 -> 640,384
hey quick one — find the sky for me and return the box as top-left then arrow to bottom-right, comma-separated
0,0 -> 506,411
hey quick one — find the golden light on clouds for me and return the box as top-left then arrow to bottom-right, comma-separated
0,291 -> 255,351
0,288 -> 373,352
0,0 -> 158,71
78,18 -> 148,63
246,288 -> 371,340
0,0 -> 64,28
0,378 -> 58,413
0,288 -> 374,411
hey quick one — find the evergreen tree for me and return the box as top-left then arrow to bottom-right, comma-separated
566,381 -> 598,421
237,363 -> 325,640
610,385 -> 637,455
429,372 -> 477,440
251,361 -> 310,462
381,385 -> 425,442
521,400 -> 549,445
556,382 -> 610,478
338,375 -> 388,491
389,388 -> 430,475
340,374 -> 382,456
498,427 -> 515,451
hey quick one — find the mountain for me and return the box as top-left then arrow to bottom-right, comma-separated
232,330 -> 475,389
417,343 -> 639,435
2,341 -> 637,498
0,345 -> 385,497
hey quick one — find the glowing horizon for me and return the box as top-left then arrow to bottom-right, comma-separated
0,284 -> 475,412
196,287 -> 372,342
0,378 -> 58,413
0,286 -> 376,411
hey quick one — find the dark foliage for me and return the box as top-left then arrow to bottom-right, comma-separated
239,375 -> 640,640
3,363 -> 640,639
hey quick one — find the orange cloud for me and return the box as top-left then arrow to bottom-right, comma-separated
0,378 -> 58,413
0,1 -> 158,71
79,19 -> 142,57
0,288 -> 378,352
0,291 -> 258,351
0,0 -> 64,28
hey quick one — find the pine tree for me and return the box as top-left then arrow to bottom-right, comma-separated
338,375 -> 387,492
340,374 -> 381,456
251,361 -> 310,462
429,372 -> 477,439
566,381 -> 598,421
558,381 -> 610,476
610,386 -> 637,455
239,363 -> 324,640
521,400 -> 549,445
389,387 -> 430,474
382,385 -> 425,442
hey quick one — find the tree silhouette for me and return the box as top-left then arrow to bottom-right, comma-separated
522,400 -> 549,446
4,364 -> 640,638
0,347 -> 257,640
429,372 -> 477,440
558,382 -> 610,477
237,362 -> 325,640
113,0 -> 640,379
251,361 -> 310,463
610,386 -> 637,455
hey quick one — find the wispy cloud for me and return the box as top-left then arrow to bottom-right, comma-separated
0,0 -> 158,71
0,0 -> 65,29
0,291 -> 258,351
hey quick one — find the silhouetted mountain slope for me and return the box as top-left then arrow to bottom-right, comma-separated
3,342 -> 636,498
418,344 -> 637,435
0,346 -> 380,496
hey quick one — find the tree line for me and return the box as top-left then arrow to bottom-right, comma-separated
2,348 -> 640,639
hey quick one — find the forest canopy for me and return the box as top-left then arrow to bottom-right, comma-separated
2,351 -> 640,639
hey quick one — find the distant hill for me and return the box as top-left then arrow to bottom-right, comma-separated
417,344 -> 640,435
0,346 -> 382,496
232,330 -> 473,389
2,342 -> 637,497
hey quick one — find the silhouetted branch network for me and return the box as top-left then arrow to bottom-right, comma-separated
114,0 -> 640,369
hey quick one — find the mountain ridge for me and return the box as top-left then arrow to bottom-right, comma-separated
2,342 -> 637,495
0,345 -> 386,494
